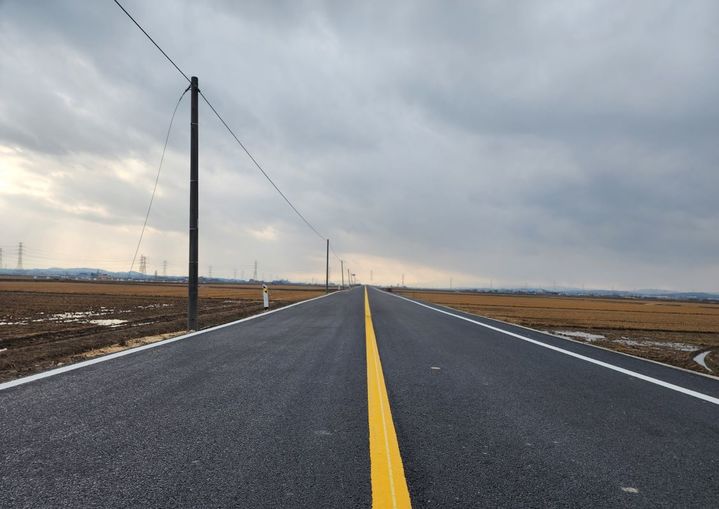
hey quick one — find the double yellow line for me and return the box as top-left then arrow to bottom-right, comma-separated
364,287 -> 412,508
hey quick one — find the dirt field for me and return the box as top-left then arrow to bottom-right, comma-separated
0,278 -> 326,382
397,290 -> 719,375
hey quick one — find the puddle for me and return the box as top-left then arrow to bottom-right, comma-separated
553,331 -> 606,342
89,319 -> 127,327
615,338 -> 698,352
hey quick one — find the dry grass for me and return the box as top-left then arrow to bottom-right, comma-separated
0,279 -> 324,300
398,290 -> 719,375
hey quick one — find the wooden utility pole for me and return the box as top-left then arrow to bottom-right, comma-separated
188,76 -> 199,330
325,239 -> 330,293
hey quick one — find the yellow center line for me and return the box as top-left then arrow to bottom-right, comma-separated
365,287 -> 412,508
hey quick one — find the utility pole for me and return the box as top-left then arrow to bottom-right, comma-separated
401,273 -> 405,287
340,260 -> 345,289
325,239 -> 329,293
347,268 -> 351,288
253,260 -> 258,281
450,277 -> 453,290
16,242 -> 23,270
162,260 -> 167,277
188,76 -> 199,331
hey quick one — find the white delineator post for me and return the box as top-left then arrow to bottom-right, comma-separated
262,284 -> 269,310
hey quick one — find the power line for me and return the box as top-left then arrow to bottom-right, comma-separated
128,87 -> 188,276
199,91 -> 326,242
113,0 -> 354,265
112,0 -> 190,83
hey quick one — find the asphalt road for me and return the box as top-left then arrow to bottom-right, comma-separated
1,286 -> 718,507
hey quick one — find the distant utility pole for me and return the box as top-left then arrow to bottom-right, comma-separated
187,76 -> 199,331
347,268 -> 351,287
325,239 -> 329,294
341,260 -> 345,289
401,273 -> 405,287
253,260 -> 258,281
16,242 -> 23,270
162,260 -> 167,277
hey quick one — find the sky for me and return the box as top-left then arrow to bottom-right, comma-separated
1,0 -> 718,290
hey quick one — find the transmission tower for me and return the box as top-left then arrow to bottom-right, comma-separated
253,260 -> 258,281
139,255 -> 147,275
162,260 -> 167,277
16,242 -> 23,270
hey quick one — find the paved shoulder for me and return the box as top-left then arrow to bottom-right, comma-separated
0,288 -> 370,508
369,287 -> 719,507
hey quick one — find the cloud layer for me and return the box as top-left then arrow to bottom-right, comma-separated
1,1 -> 718,290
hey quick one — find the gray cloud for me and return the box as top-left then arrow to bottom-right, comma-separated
1,0 -> 718,290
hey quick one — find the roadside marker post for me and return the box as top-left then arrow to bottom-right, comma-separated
262,284 -> 269,310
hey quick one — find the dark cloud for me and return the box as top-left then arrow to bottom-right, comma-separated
1,0 -> 717,289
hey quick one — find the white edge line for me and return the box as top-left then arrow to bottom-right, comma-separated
378,289 -> 719,406
397,291 -> 719,382
0,290 -> 341,392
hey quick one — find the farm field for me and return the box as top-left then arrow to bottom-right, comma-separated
0,278 -> 326,382
397,289 -> 719,375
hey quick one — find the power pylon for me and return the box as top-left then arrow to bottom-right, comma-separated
16,242 -> 23,270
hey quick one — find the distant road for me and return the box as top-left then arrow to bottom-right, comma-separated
1,286 -> 717,507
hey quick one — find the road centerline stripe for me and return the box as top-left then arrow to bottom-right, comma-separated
382,289 -> 719,406
365,287 -> 412,508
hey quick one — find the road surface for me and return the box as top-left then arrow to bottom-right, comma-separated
1,286 -> 717,507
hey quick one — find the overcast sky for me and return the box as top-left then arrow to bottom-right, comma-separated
1,1 -> 718,290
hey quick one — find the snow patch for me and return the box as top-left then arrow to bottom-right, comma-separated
693,351 -> 713,372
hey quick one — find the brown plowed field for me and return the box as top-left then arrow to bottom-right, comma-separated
397,290 -> 719,375
0,278 -> 325,382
